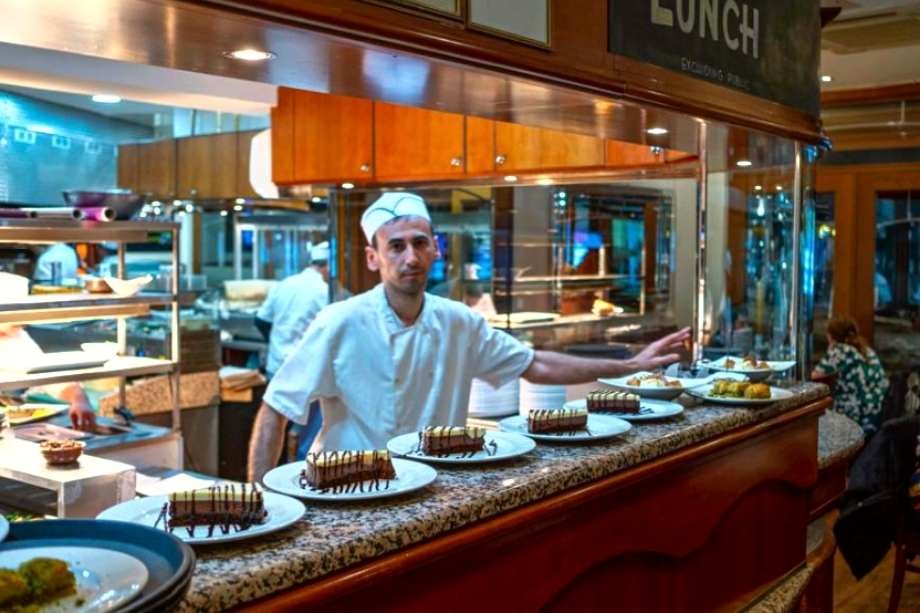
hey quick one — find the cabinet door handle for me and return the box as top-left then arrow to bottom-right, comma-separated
450,156 -> 463,167
495,154 -> 507,166
360,163 -> 372,173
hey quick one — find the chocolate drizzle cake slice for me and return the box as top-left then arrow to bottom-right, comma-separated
419,426 -> 494,457
299,450 -> 396,493
586,390 -> 641,414
155,483 -> 267,537
527,407 -> 589,434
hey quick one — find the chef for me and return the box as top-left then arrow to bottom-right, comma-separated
255,241 -> 330,456
248,193 -> 689,480
33,243 -> 80,282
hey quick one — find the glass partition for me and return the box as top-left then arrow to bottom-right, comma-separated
701,125 -> 799,363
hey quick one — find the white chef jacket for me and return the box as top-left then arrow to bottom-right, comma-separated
257,267 -> 329,376
264,284 -> 535,452
33,243 -> 79,281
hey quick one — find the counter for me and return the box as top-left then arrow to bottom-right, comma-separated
179,382 -> 829,612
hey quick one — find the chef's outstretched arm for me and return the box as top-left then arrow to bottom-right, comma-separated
522,327 -> 690,385
248,402 -> 287,483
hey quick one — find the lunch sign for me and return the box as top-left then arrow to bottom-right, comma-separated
608,1 -> 821,116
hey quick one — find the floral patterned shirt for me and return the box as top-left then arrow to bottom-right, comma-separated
816,343 -> 889,435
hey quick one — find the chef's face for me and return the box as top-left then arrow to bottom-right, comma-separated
366,216 -> 439,296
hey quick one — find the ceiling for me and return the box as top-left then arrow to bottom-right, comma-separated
820,0 -> 920,90
0,40 -> 276,118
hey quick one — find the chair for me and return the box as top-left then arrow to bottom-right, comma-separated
889,509 -> 920,612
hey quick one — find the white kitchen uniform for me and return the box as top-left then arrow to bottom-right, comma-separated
33,243 -> 79,281
257,267 -> 329,376
264,284 -> 535,452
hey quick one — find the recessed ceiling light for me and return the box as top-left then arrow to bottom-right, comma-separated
234,198 -> 245,205
503,175 -> 518,183
736,160 -> 753,167
224,48 -> 276,61
536,178 -> 554,186
233,204 -> 244,212
220,210 -> 229,217
646,127 -> 669,136
776,185 -> 783,191
311,196 -> 322,203
91,94 -> 121,104
821,75 -> 833,83
754,185 -> 763,191
341,182 -> 355,190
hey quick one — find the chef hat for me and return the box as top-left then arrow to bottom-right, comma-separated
310,241 -> 330,263
360,192 -> 431,244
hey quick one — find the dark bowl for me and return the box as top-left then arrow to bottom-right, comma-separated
62,190 -> 146,220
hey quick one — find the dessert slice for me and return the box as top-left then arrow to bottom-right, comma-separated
300,450 -> 396,492
527,407 -> 588,434
586,390 -> 641,414
420,426 -> 486,456
158,483 -> 268,536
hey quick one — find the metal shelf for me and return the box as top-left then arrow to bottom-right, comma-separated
0,293 -> 176,325
0,219 -> 178,244
0,357 -> 177,391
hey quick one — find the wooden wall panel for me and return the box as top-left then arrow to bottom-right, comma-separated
292,89 -> 373,184
815,162 -> 920,342
495,121 -> 605,172
136,139 -> 176,198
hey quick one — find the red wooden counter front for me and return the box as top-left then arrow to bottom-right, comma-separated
239,398 -> 829,612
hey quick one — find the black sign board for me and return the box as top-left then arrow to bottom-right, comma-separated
608,1 -> 821,116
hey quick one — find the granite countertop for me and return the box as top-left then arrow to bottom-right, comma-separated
817,409 -> 864,469
179,382 -> 829,612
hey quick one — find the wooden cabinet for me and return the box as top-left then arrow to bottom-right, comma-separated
271,87 -> 295,185
136,139 -> 176,198
373,102 -> 466,181
465,116 -> 495,176
291,89 -> 373,184
235,130 -> 260,198
116,144 -> 139,191
494,121 -> 605,173
176,133 -> 238,199
606,140 -> 694,167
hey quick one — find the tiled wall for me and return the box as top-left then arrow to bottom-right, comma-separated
0,90 -> 153,205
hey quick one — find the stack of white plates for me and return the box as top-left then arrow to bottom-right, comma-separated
518,379 -> 567,417
468,378 -> 520,418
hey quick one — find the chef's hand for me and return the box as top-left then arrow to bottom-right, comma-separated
69,397 -> 96,431
629,327 -> 691,371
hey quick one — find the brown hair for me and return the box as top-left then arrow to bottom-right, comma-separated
827,316 -> 869,357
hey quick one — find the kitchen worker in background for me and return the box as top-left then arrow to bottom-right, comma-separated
254,241 -> 330,458
33,243 -> 80,282
248,193 -> 689,481
0,325 -> 96,430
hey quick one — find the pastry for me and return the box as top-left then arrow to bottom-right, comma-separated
419,426 -> 486,456
39,440 -> 84,465
527,408 -> 588,434
586,390 -> 641,413
625,373 -> 681,388
156,483 -> 267,537
300,450 -> 396,492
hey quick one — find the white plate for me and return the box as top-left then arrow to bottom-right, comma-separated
563,398 -> 685,421
97,491 -> 304,545
263,457 -> 437,502
387,431 -> 536,464
597,372 -> 748,399
0,545 -> 148,613
701,357 -> 796,381
0,515 -> 7,543
686,383 -> 795,405
498,413 -> 632,442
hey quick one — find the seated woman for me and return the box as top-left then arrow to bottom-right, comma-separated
812,316 -> 889,436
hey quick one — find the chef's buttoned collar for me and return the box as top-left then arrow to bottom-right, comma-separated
372,283 -> 432,336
